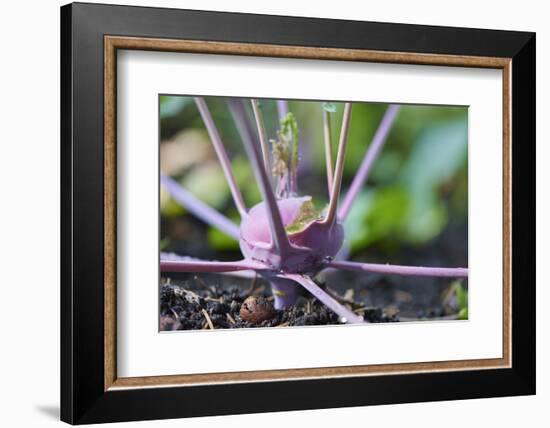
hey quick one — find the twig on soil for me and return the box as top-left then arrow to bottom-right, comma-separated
275,321 -> 290,328
343,289 -> 354,302
201,309 -> 215,330
170,307 -> 180,320
326,286 -> 361,307
183,282 -> 222,303
252,284 -> 266,295
194,275 -> 217,294
180,288 -> 201,303
226,313 -> 236,325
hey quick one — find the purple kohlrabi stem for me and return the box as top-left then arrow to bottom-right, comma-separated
276,100 -> 288,122
161,258 -> 268,273
323,102 -> 353,227
160,252 -> 257,279
338,104 -> 401,221
161,175 -> 240,240
194,97 -> 248,218
283,274 -> 365,324
227,99 -> 295,258
328,260 -> 468,278
250,99 -> 272,176
267,276 -> 301,309
323,109 -> 334,197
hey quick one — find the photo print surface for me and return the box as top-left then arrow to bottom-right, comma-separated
159,96 -> 468,331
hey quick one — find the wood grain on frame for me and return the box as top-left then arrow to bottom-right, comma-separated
104,36 -> 512,391
104,36 -> 117,390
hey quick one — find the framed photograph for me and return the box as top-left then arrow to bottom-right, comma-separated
61,2 -> 535,424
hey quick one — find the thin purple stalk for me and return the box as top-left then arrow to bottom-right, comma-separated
160,253 -> 257,279
338,104 -> 401,221
323,109 -> 334,196
317,244 -> 351,276
161,175 -> 240,240
227,99 -> 295,257
194,97 -> 248,218
276,100 -> 288,121
323,102 -> 352,227
328,260 -> 468,278
250,99 -> 272,176
283,274 -> 365,324
161,258 -> 268,273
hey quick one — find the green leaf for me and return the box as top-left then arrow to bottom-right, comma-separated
453,281 -> 468,310
451,281 -> 468,320
370,150 -> 402,184
232,156 -> 252,184
183,163 -> 230,209
207,209 -> 241,251
159,237 -> 171,251
322,102 -> 337,113
343,186 -> 409,252
285,198 -> 324,234
365,186 -> 409,243
400,119 -> 468,190
399,118 -> 468,243
160,96 -> 192,119
344,103 -> 387,175
160,185 -> 186,218
343,191 -> 375,252
231,155 -> 262,206
207,226 -> 240,251
400,194 -> 447,243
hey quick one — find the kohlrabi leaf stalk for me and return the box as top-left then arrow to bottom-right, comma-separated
323,106 -> 334,196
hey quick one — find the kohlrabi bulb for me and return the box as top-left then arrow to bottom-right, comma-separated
239,196 -> 344,273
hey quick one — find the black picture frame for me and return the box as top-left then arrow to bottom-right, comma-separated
61,2 -> 535,424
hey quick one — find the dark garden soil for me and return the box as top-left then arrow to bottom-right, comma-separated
160,279 -> 399,331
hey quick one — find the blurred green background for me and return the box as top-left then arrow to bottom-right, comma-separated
160,96 -> 468,259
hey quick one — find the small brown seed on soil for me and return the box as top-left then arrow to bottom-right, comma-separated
240,295 -> 275,325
